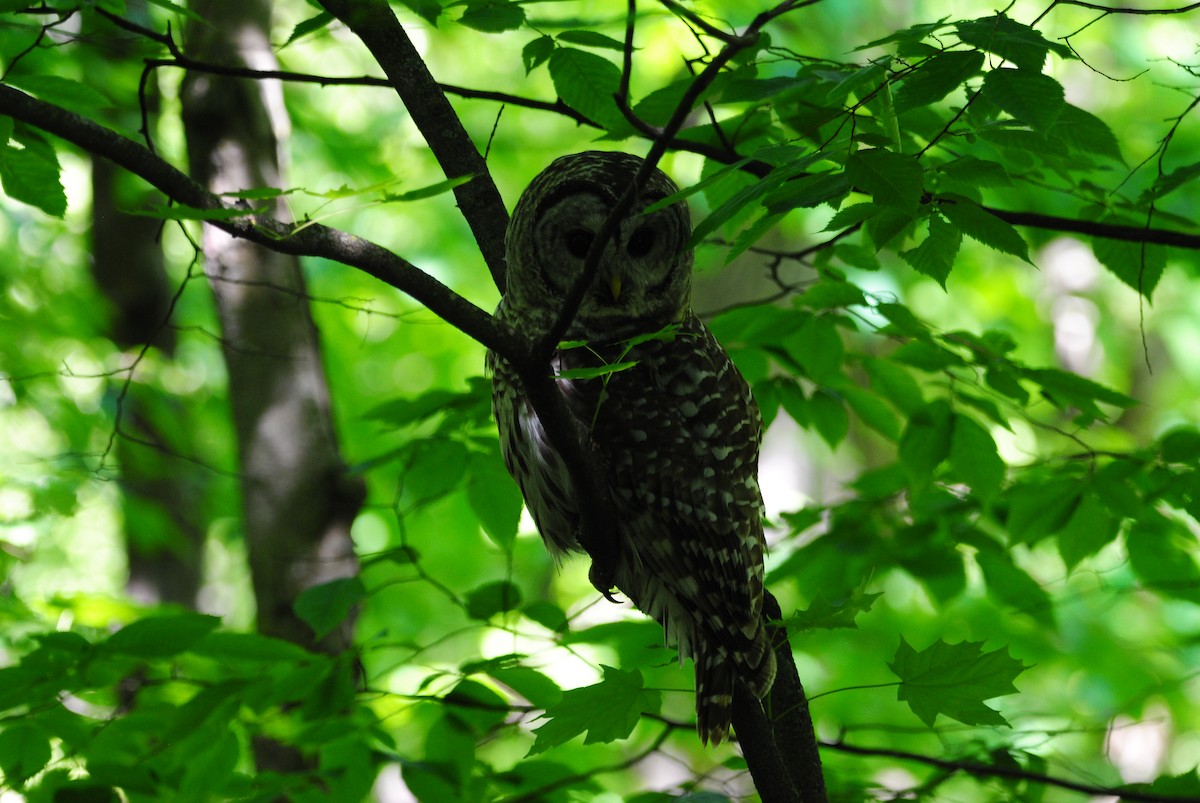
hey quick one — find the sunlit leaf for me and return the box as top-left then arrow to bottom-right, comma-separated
938,196 -> 1031,263
900,212 -> 961,287
101,614 -> 221,658
465,580 -> 523,620
982,68 -> 1065,132
530,666 -> 660,753
889,637 -> 1027,727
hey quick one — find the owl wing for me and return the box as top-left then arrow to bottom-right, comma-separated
581,315 -> 771,681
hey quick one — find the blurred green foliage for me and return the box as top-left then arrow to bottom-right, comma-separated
2,0 -> 1200,800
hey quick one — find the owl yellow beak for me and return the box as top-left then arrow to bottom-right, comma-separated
609,274 -> 623,301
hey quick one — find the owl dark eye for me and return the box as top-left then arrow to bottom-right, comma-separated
627,227 -> 657,258
564,228 -> 594,259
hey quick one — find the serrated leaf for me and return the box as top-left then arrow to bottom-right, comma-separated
398,0 -> 443,25
937,155 -> 1012,188
938,197 -> 1031,263
1091,235 -> 1166,299
1023,367 -> 1136,414
1145,161 -> 1200,202
102,614 -> 221,658
548,48 -> 626,131
294,577 -> 365,639
1051,104 -> 1123,163
785,588 -> 881,632
957,14 -> 1072,71
6,74 -> 112,114
763,171 -> 852,212
556,30 -> 626,51
529,666 -> 659,753
982,68 -> 1065,132
889,637 -> 1026,727
821,202 -> 879,232
467,451 -> 523,548
0,131 -> 66,217
900,212 -> 961,287
378,174 -> 476,203
283,11 -> 334,47
948,414 -> 1004,501
845,148 -> 924,216
465,580 -> 523,620
522,35 -> 556,73
124,203 -> 262,221
459,0 -> 524,33
894,50 -> 984,112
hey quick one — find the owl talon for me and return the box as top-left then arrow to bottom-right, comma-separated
588,561 -> 621,602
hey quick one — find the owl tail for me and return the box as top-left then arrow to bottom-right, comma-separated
695,635 -> 777,746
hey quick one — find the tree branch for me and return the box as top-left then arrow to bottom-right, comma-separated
823,740 -> 1198,802
0,84 -> 516,358
315,0 -> 511,291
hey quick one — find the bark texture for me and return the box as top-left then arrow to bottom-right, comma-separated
180,0 -> 362,650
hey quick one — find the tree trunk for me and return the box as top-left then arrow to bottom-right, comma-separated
179,0 -> 362,662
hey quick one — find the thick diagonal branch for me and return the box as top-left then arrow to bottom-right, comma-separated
316,0 -> 510,290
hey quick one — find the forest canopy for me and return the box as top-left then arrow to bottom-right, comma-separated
2,1 -> 1200,801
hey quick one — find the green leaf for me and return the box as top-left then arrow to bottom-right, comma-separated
1006,477 -> 1082,544
797,279 -> 866,309
467,451 -> 523,548
899,400 -> 953,483
1023,367 -> 1136,419
982,68 -> 1065,132
839,383 -> 901,441
1160,427 -> 1200,465
403,439 -> 470,502
556,360 -> 637,379
1126,515 -> 1200,604
190,631 -> 314,663
785,587 -> 881,632
957,14 -> 1072,71
283,11 -> 334,47
900,212 -> 961,287
556,30 -> 626,51
1057,492 -> 1119,570
378,174 -> 476,202
845,148 -> 924,216
763,172 -> 852,211
465,580 -> 523,620
784,315 -> 844,383
864,357 -> 925,415
5,74 -> 112,114
937,156 -> 1012,188
821,202 -> 879,232
522,601 -> 569,633
397,0 -> 443,25
0,127 -> 66,217
489,666 -> 563,708
948,414 -> 1004,501
101,614 -> 221,658
1051,104 -> 1123,162
548,48 -> 626,131
0,724 -> 51,786
124,203 -> 262,221
974,543 -> 1054,625
809,389 -> 850,448
294,577 -> 366,639
894,50 -> 984,112
889,637 -> 1027,727
1091,234 -> 1166,299
938,197 -> 1031,263
459,0 -> 524,32
529,666 -> 660,753
522,35 -> 556,73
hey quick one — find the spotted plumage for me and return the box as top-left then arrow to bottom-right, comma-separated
488,151 -> 775,744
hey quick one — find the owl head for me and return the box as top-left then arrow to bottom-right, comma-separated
503,151 -> 693,343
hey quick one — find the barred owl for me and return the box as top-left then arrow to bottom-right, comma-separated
488,151 -> 775,745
